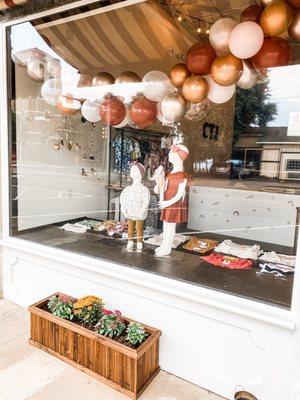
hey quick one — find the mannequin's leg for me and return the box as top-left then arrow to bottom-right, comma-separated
136,220 -> 144,252
156,222 -> 176,256
155,221 -> 168,253
127,219 -> 134,250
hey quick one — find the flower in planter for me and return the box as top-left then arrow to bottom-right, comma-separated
95,310 -> 126,338
73,295 -> 104,325
126,322 -> 148,346
47,294 -> 76,321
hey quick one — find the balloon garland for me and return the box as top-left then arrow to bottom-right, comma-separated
16,0 -> 297,127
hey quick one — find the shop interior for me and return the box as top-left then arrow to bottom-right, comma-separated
8,0 -> 300,309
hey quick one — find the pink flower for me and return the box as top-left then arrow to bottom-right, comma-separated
114,310 -> 122,316
103,309 -> 113,315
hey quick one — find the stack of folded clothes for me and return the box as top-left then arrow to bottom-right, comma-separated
145,233 -> 189,249
182,237 -> 218,254
258,251 -> 296,267
200,253 -> 253,270
214,240 -> 262,260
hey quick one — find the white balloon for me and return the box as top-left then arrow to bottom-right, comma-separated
46,58 -> 61,78
229,22 -> 264,59
209,18 -> 238,55
238,61 -> 258,89
142,70 -> 173,102
113,109 -> 130,128
81,100 -> 101,123
41,78 -> 62,106
206,75 -> 235,104
160,93 -> 186,124
157,103 -> 173,126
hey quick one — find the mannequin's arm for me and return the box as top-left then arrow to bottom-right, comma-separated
158,179 -> 187,209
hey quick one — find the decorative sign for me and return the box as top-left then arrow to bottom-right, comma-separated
202,122 -> 219,140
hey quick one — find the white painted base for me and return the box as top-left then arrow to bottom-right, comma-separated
1,237 -> 297,400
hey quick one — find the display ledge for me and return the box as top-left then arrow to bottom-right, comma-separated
1,231 -> 295,332
10,224 -> 294,309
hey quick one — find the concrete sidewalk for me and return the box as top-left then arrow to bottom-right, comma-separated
0,299 -> 225,400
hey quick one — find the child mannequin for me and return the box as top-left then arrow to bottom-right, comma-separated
120,162 -> 150,252
153,144 -> 189,257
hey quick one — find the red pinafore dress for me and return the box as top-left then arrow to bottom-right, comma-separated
160,171 -> 188,224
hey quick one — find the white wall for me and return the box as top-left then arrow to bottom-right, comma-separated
188,185 -> 300,247
15,66 -> 109,230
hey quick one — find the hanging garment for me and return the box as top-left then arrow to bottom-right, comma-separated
200,253 -> 253,270
145,195 -> 159,228
214,240 -> 262,260
112,136 -> 133,175
161,171 -> 189,224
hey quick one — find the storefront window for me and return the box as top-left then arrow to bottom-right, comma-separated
7,0 -> 300,309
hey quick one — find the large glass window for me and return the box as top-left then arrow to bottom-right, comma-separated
7,0 -> 300,308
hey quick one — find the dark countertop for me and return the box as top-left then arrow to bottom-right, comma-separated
15,225 -> 294,310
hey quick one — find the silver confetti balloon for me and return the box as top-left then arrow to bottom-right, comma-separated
160,93 -> 186,124
46,58 -> 61,78
185,99 -> 210,121
27,58 -> 45,82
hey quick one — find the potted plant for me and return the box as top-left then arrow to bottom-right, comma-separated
28,293 -> 161,400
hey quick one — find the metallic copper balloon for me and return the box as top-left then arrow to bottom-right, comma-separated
57,94 -> 79,115
115,71 -> 141,84
186,43 -> 217,75
100,96 -> 126,126
211,54 -> 243,86
182,76 -> 209,103
252,36 -> 292,70
289,10 -> 300,40
260,0 -> 293,36
77,74 -> 93,87
27,59 -> 45,82
287,0 -> 300,8
240,5 -> 263,23
130,96 -> 157,129
169,63 -> 190,88
92,72 -> 115,86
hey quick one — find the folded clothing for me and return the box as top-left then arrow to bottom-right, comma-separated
214,240 -> 262,260
60,223 -> 88,234
183,237 -> 218,254
145,233 -> 189,249
201,253 -> 253,270
107,221 -> 128,236
94,220 -> 116,232
259,251 -> 296,267
258,262 -> 295,277
76,219 -> 100,229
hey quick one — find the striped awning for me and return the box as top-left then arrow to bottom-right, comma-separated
31,1 -> 196,75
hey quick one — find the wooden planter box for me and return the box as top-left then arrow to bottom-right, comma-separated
28,293 -> 161,399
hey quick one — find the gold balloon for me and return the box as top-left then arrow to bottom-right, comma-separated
182,76 -> 208,104
115,71 -> 141,84
169,63 -> 190,88
260,0 -> 293,37
211,54 -> 243,86
92,72 -> 115,86
289,10 -> 300,41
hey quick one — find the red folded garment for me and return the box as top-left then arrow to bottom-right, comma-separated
200,252 -> 253,270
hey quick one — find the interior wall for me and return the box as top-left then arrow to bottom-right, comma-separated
15,65 -> 109,231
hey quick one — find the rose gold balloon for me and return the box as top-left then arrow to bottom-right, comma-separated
240,5 -> 263,23
186,43 -> 217,75
57,95 -> 79,115
287,0 -> 300,8
100,96 -> 126,126
130,96 -> 157,129
92,72 -> 115,86
182,76 -> 209,103
289,10 -> 300,40
260,0 -> 293,36
211,54 -> 243,86
261,0 -> 275,5
169,63 -> 190,88
252,36 -> 292,70
115,71 -> 141,84
78,74 -> 93,87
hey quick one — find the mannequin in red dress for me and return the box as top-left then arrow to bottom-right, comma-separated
153,144 -> 189,257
